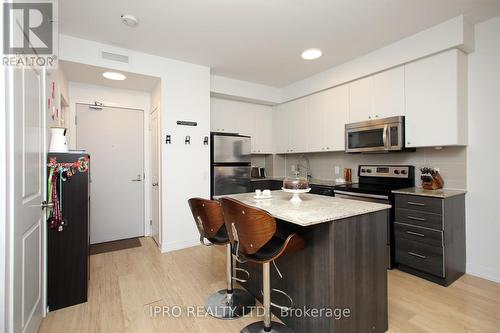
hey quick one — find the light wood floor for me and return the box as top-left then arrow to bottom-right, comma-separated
40,237 -> 500,333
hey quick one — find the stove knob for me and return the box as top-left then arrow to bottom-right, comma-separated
361,169 -> 366,173
394,170 -> 400,175
401,169 -> 407,175
366,169 -> 372,173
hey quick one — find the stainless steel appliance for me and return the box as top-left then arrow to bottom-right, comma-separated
345,116 -> 405,153
211,133 -> 251,197
334,165 -> 415,268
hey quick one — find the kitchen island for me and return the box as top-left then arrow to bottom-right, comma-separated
216,190 -> 390,333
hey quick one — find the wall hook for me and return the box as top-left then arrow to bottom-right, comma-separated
165,135 -> 171,144
185,135 -> 191,145
203,136 -> 209,145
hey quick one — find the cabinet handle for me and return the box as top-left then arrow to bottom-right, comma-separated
407,215 -> 425,221
407,201 -> 425,207
407,251 -> 427,259
406,231 -> 425,237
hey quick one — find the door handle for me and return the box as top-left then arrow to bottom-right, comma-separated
38,201 -> 54,209
131,174 -> 142,182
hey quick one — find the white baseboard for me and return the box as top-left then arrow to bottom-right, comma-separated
466,263 -> 500,283
160,238 -> 200,253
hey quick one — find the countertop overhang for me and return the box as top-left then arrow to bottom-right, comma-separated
214,190 -> 391,227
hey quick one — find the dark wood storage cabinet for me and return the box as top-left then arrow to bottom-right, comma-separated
47,153 -> 90,311
394,193 -> 465,286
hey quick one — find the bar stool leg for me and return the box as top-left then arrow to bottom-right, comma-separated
205,244 -> 255,319
241,262 -> 293,333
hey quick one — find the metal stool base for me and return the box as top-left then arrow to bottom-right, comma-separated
205,288 -> 255,319
241,321 -> 294,333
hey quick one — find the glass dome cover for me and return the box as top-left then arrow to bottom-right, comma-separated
282,174 -> 309,190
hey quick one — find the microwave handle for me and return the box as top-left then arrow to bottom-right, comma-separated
383,125 -> 389,149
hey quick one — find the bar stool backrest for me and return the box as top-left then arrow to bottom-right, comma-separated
188,198 -> 225,239
220,197 -> 276,255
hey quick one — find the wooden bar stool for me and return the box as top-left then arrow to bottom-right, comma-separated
188,198 -> 255,319
220,197 -> 305,333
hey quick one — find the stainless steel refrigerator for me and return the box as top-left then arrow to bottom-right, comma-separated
211,133 -> 251,197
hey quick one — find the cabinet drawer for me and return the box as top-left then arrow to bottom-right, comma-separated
395,208 -> 443,230
395,238 -> 444,277
395,194 -> 443,214
394,222 -> 443,247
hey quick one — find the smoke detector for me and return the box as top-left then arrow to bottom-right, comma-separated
121,14 -> 138,27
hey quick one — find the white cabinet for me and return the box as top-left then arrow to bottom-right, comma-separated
372,67 -> 405,119
211,97 -> 274,153
306,85 -> 349,152
273,104 -> 288,153
348,67 -> 405,123
349,76 -> 373,123
210,98 -> 240,133
272,99 -> 308,154
404,49 -> 467,148
252,105 -> 273,153
324,85 -> 349,151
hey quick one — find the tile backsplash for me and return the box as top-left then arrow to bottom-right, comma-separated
271,146 -> 467,189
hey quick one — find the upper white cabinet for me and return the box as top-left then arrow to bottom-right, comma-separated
210,98 -> 240,133
349,76 -> 373,123
211,97 -> 274,154
307,85 -> 349,152
252,105 -> 273,153
272,99 -> 308,154
404,49 -> 467,148
348,67 -> 405,123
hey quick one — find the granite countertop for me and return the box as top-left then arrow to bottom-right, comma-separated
392,187 -> 467,198
214,190 -> 390,227
251,177 -> 341,187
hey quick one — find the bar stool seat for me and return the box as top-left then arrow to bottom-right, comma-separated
221,197 -> 305,333
188,198 -> 255,319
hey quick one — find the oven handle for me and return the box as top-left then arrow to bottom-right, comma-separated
383,124 -> 389,150
334,190 -> 389,200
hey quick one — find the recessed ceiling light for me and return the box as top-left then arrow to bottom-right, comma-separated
121,14 -> 138,27
102,72 -> 126,81
301,48 -> 322,60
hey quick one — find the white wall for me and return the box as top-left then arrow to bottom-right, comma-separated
60,35 -> 210,252
68,82 -> 152,237
466,16 -> 500,282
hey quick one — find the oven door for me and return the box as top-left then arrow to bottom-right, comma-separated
334,190 -> 392,268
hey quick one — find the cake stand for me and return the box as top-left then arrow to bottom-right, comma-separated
282,188 -> 311,203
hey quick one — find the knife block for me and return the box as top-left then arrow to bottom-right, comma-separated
422,172 -> 444,190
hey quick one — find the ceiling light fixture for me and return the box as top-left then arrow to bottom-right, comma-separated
301,48 -> 322,60
102,72 -> 127,81
121,14 -> 138,27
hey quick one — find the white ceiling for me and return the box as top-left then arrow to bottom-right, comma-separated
59,61 -> 160,92
59,0 -> 500,87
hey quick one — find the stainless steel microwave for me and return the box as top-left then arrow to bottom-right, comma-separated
345,116 -> 405,153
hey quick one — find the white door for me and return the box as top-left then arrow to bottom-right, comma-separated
150,107 -> 160,246
76,104 -> 144,244
10,66 -> 46,333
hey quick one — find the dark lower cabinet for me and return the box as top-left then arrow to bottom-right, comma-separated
47,153 -> 90,311
394,193 -> 465,286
